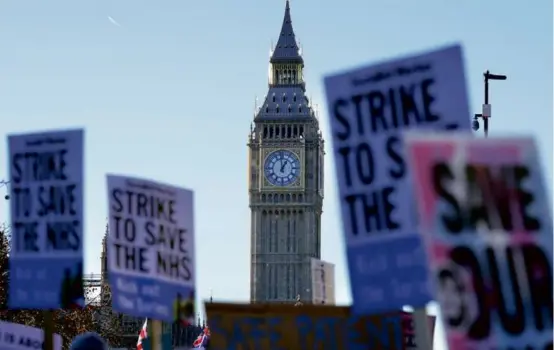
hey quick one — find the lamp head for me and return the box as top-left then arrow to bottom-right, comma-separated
484,71 -> 507,81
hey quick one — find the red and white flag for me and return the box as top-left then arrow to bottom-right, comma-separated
136,318 -> 148,350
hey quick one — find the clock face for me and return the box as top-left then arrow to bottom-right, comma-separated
264,150 -> 301,186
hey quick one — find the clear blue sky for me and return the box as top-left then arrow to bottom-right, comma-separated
0,0 -> 551,347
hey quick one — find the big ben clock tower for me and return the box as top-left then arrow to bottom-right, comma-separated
248,0 -> 324,303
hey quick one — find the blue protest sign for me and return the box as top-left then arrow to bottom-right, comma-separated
107,175 -> 195,322
8,129 -> 84,309
323,44 -> 471,314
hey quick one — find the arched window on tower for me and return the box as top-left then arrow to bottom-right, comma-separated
287,125 -> 292,138
263,126 -> 268,139
272,94 -> 276,102
292,70 -> 297,83
275,70 -> 280,84
288,105 -> 292,113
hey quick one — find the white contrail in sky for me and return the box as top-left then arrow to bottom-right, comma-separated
107,16 -> 122,27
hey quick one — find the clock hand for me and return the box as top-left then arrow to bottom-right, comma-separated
280,160 -> 288,172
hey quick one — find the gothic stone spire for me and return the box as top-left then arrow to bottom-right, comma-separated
255,0 -> 314,122
270,0 -> 303,64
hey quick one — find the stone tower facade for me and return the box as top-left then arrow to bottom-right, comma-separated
248,0 -> 324,303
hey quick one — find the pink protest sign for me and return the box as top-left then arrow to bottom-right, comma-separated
404,134 -> 553,350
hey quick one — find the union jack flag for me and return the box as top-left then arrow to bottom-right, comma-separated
192,326 -> 210,349
136,318 -> 148,350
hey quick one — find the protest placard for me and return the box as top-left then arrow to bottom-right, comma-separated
0,320 -> 62,350
107,175 -> 195,322
405,134 -> 553,349
323,44 -> 471,314
206,302 -> 405,350
8,129 -> 84,309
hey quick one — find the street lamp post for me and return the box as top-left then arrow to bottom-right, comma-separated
472,70 -> 507,137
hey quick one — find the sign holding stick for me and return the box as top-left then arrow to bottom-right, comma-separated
405,134 -> 553,349
401,312 -> 436,350
107,175 -> 195,324
8,129 -> 84,310
323,44 -> 471,314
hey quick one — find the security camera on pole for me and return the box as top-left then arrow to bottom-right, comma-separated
472,70 -> 507,137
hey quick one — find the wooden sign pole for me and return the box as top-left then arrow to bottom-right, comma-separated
150,319 -> 162,350
43,310 -> 54,350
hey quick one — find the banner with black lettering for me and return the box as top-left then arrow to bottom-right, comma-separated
107,175 -> 195,322
0,320 -> 62,350
8,129 -> 84,309
206,302 -> 405,350
405,134 -> 553,349
323,44 -> 471,314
